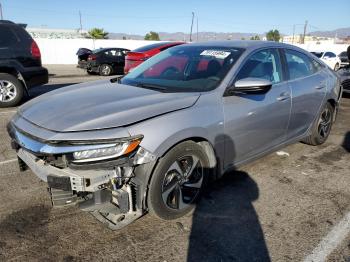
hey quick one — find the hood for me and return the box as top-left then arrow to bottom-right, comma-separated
19,80 -> 200,132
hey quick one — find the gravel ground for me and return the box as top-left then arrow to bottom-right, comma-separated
0,65 -> 349,261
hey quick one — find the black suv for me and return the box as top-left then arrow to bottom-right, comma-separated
0,20 -> 48,107
83,48 -> 129,76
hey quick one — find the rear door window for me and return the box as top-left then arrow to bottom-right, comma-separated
104,49 -> 122,57
0,26 -> 19,47
285,49 -> 315,80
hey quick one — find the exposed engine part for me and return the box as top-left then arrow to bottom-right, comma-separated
17,156 -> 28,172
111,186 -> 130,213
49,188 -> 77,207
90,184 -> 143,230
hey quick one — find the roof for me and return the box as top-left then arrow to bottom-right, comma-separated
93,47 -> 130,53
0,20 -> 15,25
188,40 -> 302,51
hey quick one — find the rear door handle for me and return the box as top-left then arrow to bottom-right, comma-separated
315,85 -> 326,90
316,81 -> 326,90
277,92 -> 290,101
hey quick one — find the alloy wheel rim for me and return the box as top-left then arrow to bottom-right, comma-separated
161,155 -> 203,210
102,65 -> 111,75
0,80 -> 17,102
318,107 -> 332,138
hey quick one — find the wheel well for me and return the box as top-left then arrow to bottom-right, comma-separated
160,137 -> 218,170
0,67 -> 27,92
143,137 -> 219,210
0,67 -> 18,77
327,99 -> 336,109
327,98 -> 337,122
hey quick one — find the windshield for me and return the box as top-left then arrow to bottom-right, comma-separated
311,52 -> 324,58
121,45 -> 244,92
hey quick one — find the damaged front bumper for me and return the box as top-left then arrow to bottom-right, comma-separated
8,123 -> 157,230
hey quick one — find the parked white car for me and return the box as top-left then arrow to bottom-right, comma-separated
311,51 -> 341,71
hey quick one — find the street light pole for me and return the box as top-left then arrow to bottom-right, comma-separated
0,2 -> 4,20
189,12 -> 194,42
79,11 -> 82,33
196,17 -> 198,41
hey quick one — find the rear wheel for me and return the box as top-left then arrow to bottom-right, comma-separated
303,102 -> 334,145
148,141 -> 210,220
99,64 -> 113,76
0,73 -> 24,107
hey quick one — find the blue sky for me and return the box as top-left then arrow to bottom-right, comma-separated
1,0 -> 349,35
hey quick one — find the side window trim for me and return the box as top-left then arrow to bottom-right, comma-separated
278,48 -> 289,82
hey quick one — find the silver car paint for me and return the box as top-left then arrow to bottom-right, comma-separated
11,41 -> 341,172
19,81 -> 200,132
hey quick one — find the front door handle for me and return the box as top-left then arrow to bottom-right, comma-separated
277,92 -> 290,101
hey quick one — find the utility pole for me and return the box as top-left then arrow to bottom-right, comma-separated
79,11 -> 82,33
292,24 -> 295,44
196,17 -> 198,41
189,12 -> 194,42
0,2 -> 3,20
302,20 -> 308,44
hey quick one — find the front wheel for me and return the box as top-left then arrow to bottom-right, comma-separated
303,102 -> 334,145
0,73 -> 24,107
147,141 -> 210,220
334,63 -> 340,71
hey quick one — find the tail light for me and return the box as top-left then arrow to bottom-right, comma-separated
126,52 -> 148,61
88,54 -> 97,61
31,40 -> 41,59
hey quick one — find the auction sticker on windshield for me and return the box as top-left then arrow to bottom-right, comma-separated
200,50 -> 231,59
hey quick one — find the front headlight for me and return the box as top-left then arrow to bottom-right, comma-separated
72,137 -> 142,163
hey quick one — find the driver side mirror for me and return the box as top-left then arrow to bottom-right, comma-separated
226,78 -> 272,96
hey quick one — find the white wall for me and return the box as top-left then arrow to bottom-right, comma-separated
35,39 -> 161,64
293,43 -> 348,54
35,38 -> 350,65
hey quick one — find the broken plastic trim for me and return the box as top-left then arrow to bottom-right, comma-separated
133,147 -> 157,165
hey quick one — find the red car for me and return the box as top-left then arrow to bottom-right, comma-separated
124,41 -> 185,74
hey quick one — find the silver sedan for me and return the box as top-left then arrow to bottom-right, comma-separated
8,41 -> 342,229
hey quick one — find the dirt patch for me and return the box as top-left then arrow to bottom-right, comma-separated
315,147 -> 347,165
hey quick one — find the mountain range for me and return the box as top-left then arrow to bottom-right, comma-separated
108,27 -> 350,41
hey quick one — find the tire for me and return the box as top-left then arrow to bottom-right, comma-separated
0,73 -> 24,108
99,64 -> 113,76
303,102 -> 334,146
334,63 -> 340,71
148,141 -> 211,220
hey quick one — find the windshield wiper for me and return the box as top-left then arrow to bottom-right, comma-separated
136,83 -> 168,92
